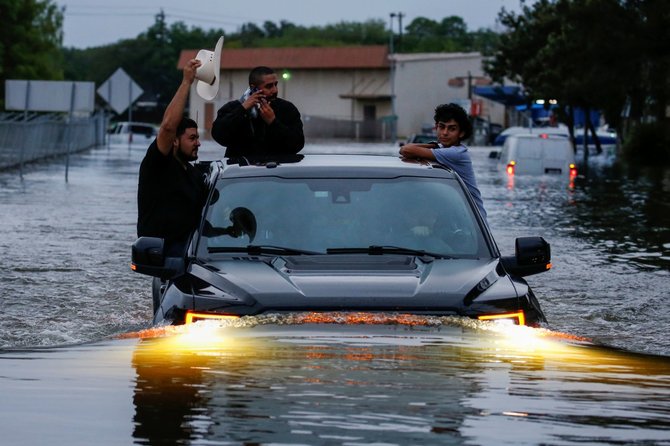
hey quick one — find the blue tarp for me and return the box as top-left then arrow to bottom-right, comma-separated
475,86 -> 608,136
472,86 -> 527,106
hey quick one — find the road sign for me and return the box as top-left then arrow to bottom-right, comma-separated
97,68 -> 143,114
6,80 -> 95,113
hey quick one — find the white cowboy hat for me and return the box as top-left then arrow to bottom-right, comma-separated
195,36 -> 224,101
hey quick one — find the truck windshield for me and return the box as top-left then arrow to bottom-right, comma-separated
198,177 -> 490,259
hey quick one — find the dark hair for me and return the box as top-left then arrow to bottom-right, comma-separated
434,103 -> 473,140
249,66 -> 275,86
176,117 -> 197,137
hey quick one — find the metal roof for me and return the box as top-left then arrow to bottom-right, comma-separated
178,46 -> 389,70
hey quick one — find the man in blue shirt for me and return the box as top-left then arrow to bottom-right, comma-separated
399,103 -> 487,223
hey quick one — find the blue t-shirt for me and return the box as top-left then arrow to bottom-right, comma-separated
433,143 -> 487,222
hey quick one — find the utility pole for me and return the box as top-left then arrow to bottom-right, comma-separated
389,13 -> 399,142
389,13 -> 395,54
387,12 -> 404,143
397,12 -> 404,53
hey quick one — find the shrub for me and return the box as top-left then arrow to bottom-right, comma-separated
622,121 -> 670,164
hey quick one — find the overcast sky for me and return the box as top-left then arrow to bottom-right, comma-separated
54,0 -> 527,49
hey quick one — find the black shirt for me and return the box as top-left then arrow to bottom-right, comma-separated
137,140 -> 207,245
211,97 -> 304,158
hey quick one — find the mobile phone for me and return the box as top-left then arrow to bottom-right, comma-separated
240,87 -> 261,117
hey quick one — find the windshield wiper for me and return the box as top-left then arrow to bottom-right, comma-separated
208,245 -> 323,256
326,245 -> 452,259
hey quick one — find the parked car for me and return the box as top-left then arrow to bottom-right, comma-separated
493,125 -> 570,146
131,154 -> 551,327
494,125 -> 617,150
398,132 -> 436,147
108,121 -> 157,145
496,133 -> 577,177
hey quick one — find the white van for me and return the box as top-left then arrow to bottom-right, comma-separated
108,122 -> 157,146
498,133 -> 577,176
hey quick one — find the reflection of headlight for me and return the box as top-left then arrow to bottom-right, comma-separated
479,320 -> 591,357
171,322 -> 229,350
478,311 -> 525,326
156,321 -> 237,352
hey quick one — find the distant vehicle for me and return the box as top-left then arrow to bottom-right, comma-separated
399,132 -> 437,147
497,133 -> 577,177
573,127 -> 617,147
399,133 -> 436,146
494,125 -> 617,149
108,122 -> 157,145
131,154 -> 550,327
493,125 -> 569,146
471,117 -> 503,146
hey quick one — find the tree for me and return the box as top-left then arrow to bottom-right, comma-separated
439,16 -> 470,47
59,13 -> 507,122
629,0 -> 670,124
0,0 -> 64,106
238,22 -> 265,46
486,0 -> 643,157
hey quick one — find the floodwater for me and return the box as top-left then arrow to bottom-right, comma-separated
1,140 -> 669,445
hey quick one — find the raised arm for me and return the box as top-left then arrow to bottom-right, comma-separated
156,58 -> 201,155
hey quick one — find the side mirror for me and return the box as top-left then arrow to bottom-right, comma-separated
131,237 -> 185,279
488,150 -> 501,159
501,236 -> 551,277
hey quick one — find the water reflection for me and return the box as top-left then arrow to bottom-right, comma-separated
130,321 -> 479,444
476,147 -> 670,355
486,152 -> 670,271
128,317 -> 670,445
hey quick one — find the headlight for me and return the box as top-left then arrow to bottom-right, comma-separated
478,311 -> 526,326
185,311 -> 240,324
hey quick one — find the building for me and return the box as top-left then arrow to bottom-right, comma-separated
177,45 -> 505,142
392,52 -> 506,140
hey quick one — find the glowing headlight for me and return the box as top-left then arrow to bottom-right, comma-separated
478,311 -> 526,326
185,311 -> 240,324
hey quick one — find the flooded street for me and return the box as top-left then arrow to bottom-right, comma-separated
1,140 -> 669,445
3,322 -> 670,445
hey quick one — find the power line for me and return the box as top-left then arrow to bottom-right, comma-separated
62,5 -> 254,24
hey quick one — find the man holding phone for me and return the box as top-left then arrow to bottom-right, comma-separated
211,66 -> 304,157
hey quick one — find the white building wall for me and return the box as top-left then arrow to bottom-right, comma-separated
186,54 -> 505,141
189,68 -> 392,136
392,53 -> 506,138
286,69 -> 390,120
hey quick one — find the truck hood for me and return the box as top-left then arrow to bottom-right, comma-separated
189,254 -> 518,313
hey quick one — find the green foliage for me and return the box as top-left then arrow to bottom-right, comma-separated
0,0 -> 64,105
632,0 -> 670,123
59,12 -> 505,121
59,13 -> 499,112
402,16 -> 497,53
486,0 -> 670,161
622,122 -> 670,165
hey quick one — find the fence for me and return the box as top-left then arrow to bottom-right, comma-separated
0,112 -> 107,172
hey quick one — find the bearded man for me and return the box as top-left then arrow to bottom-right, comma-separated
137,58 -> 207,256
211,66 -> 304,157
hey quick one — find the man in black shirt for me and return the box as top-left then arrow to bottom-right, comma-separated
211,66 -> 304,157
137,58 -> 207,256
